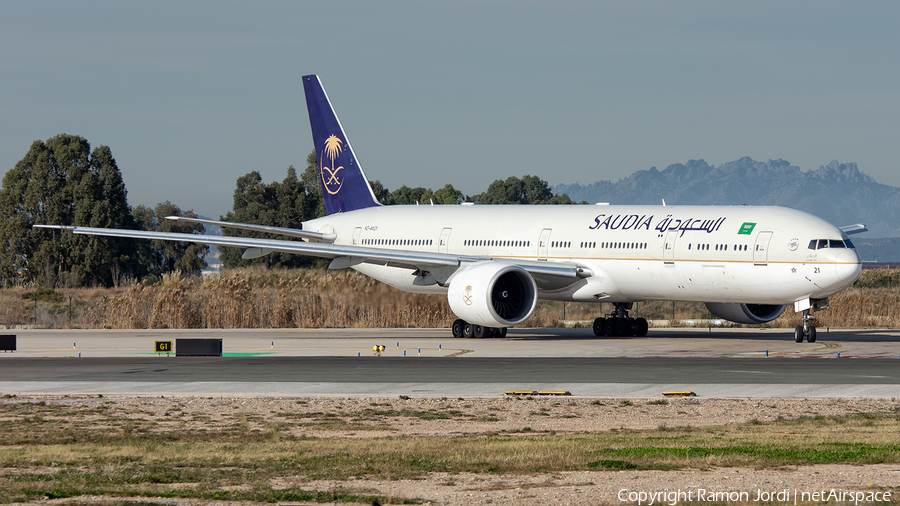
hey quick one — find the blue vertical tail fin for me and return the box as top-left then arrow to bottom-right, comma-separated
303,75 -> 380,215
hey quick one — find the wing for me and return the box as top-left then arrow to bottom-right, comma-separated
35,225 -> 592,287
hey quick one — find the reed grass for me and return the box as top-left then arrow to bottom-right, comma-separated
1,267 -> 899,329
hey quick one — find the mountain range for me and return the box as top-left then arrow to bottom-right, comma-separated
554,157 -> 900,239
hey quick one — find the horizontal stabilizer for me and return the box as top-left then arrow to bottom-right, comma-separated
165,216 -> 336,242
839,223 -> 868,235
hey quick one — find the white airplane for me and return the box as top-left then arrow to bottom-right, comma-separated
39,75 -> 865,343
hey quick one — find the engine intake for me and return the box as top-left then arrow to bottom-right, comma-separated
705,302 -> 786,324
447,263 -> 538,327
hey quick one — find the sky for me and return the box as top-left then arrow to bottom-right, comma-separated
2,1 -> 899,219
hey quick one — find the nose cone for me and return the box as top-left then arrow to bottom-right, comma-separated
835,249 -> 861,282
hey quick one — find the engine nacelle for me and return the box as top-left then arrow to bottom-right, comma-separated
447,263 -> 538,327
705,302 -> 787,324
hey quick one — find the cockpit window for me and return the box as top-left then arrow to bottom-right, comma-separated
809,238 -> 852,250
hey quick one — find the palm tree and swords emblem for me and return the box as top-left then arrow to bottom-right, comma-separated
320,135 -> 344,195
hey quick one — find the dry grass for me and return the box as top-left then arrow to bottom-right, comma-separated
2,398 -> 900,504
2,267 -> 900,329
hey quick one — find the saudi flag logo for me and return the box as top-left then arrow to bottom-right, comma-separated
738,222 -> 756,235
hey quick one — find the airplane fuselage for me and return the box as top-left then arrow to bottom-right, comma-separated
303,203 -> 861,305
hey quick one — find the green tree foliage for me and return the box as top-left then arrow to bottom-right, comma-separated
368,180 -> 394,205
219,157 -> 324,269
131,201 -> 208,277
0,135 -> 139,287
472,175 -> 583,205
369,182 -> 465,206
0,134 -> 211,287
300,152 -> 325,218
390,185 -> 431,205
433,184 -> 465,205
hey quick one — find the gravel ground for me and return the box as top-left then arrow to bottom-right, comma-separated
9,395 -> 900,505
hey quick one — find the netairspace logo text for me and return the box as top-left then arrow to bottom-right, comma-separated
618,488 -> 891,505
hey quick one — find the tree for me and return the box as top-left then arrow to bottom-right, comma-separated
300,152 -> 325,218
386,183 -> 464,205
472,175 -> 584,205
368,180 -> 394,205
219,157 -> 325,269
0,135 -> 140,287
433,184 -> 464,205
131,201 -> 208,276
390,185 -> 433,205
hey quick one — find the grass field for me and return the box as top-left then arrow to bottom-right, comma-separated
2,398 -> 900,504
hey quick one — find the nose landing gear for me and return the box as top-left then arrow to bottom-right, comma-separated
793,298 -> 828,343
794,308 -> 817,343
592,302 -> 648,337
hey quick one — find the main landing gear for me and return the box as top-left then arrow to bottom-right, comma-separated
593,302 -> 648,337
451,319 -> 507,338
794,309 -> 817,343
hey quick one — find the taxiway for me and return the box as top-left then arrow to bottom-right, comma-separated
1,327 -> 898,398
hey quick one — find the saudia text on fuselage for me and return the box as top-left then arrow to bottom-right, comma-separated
588,214 -> 726,237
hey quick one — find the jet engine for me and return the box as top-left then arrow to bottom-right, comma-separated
704,302 -> 787,324
447,263 -> 538,327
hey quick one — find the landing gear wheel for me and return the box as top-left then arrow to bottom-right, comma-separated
598,302 -> 643,338
797,307 -> 819,343
593,317 -> 606,337
452,319 -> 466,338
605,318 -> 617,337
473,325 -> 486,338
463,323 -> 475,339
634,318 -> 649,337
499,327 -> 508,338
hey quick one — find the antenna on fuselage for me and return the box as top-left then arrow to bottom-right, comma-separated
662,199 -> 666,208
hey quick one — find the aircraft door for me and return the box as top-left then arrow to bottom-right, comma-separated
538,228 -> 552,260
754,231 -> 773,265
352,227 -> 362,245
663,230 -> 677,264
439,227 -> 452,253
